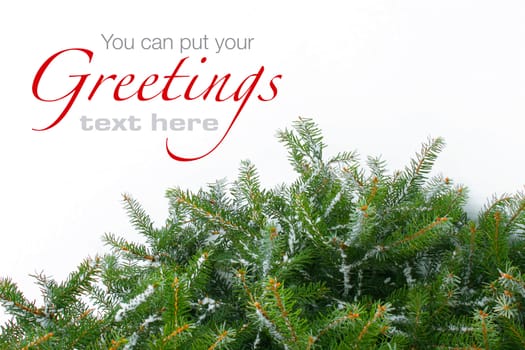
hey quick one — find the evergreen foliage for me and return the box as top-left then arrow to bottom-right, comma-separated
1,118 -> 524,349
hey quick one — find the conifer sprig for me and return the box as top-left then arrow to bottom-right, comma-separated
1,118 -> 523,349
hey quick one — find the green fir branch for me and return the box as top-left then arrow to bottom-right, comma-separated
2,118 -> 524,349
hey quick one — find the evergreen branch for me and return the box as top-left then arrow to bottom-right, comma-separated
68,313 -> 98,350
267,277 -> 297,343
498,267 -> 525,292
163,323 -> 190,343
409,137 -> 445,183
494,211 -> 501,265
103,233 -> 156,262
366,155 -> 388,180
114,284 -> 156,322
391,217 -> 449,247
506,321 -> 525,348
122,193 -> 155,238
480,195 -> 513,221
187,251 -> 210,290
54,256 -> 101,309
293,193 -> 322,241
478,310 -> 490,350
464,222 -> 477,284
232,160 -> 262,206
172,276 -> 180,324
208,330 -> 229,350
0,297 -> 45,318
76,307 -> 94,321
408,288 -> 427,345
0,278 -> 46,318
441,183 -> 468,218
366,176 -> 379,205
109,338 -> 127,350
307,308 -> 361,350
252,298 -> 287,344
20,332 -> 53,350
327,150 -> 359,167
339,245 -> 351,297
388,136 -> 445,206
3,118 -> 525,349
357,303 -> 389,342
277,117 -> 325,173
175,192 -> 241,232
237,269 -> 255,304
120,247 -> 156,262
505,193 -> 525,231
343,165 -> 365,187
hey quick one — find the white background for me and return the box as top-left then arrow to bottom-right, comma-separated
1,1 -> 524,323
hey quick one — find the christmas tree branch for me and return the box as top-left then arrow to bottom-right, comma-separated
0,278 -> 46,318
357,303 -> 389,342
20,332 -> 53,350
2,118 -> 524,348
163,323 -> 190,343
109,338 -> 127,350
208,330 -> 230,350
266,278 -> 297,343
392,217 -> 449,247
307,307 -> 361,350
